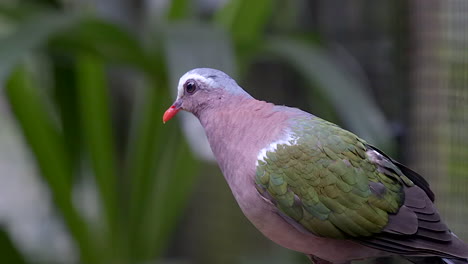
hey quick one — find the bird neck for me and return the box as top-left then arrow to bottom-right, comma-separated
197,96 -> 290,181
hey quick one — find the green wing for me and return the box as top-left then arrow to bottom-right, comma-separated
255,116 -> 413,239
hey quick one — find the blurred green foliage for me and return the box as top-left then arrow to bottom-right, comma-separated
0,0 -> 393,263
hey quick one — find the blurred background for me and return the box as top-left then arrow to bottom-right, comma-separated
0,0 -> 467,263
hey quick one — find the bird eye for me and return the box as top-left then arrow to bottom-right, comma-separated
184,80 -> 197,94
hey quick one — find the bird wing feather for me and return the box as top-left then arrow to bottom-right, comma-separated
255,115 -> 468,258
256,116 -> 406,238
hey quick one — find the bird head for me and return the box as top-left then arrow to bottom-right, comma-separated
163,68 -> 251,123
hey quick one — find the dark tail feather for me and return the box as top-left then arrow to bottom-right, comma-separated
442,258 -> 468,264
405,257 -> 468,264
306,255 -> 335,264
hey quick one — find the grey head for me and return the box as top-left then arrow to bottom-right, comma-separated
163,68 -> 253,122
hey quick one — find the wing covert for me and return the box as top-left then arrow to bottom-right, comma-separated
255,116 -> 406,239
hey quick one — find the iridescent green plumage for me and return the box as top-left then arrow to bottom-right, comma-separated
255,116 -> 412,239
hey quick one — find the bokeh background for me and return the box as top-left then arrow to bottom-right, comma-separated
0,0 -> 467,263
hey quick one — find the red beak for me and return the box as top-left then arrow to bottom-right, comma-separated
163,104 -> 181,123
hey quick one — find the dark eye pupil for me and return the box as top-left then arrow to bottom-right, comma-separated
185,81 -> 196,94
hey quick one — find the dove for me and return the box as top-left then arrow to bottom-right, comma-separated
163,68 -> 468,264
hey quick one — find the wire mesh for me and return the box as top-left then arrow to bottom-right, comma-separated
408,0 -> 468,240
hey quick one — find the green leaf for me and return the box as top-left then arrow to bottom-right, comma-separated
0,228 -> 28,264
141,129 -> 198,257
125,68 -> 172,261
167,0 -> 189,21
76,54 -> 119,254
132,124 -> 178,259
6,64 -> 72,205
215,0 -> 274,49
51,55 -> 82,173
5,65 -> 99,264
265,37 -> 394,150
0,10 -> 79,82
0,3 -> 51,21
50,18 -> 152,72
